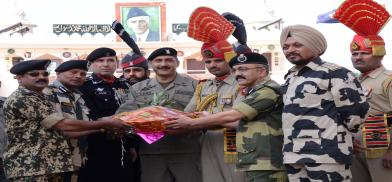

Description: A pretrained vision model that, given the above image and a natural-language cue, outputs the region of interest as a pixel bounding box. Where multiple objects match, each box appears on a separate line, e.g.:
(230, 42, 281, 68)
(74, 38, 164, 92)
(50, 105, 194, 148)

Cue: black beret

(86, 47, 116, 62)
(121, 52, 148, 70)
(127, 7, 149, 20)
(147, 47, 177, 61)
(229, 52, 269, 68)
(10, 60, 51, 75)
(55, 60, 88, 72)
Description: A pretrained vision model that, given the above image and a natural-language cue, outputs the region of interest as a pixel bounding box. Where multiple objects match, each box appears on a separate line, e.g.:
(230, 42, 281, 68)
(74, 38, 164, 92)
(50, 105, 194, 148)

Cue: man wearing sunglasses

(164, 52, 287, 182)
(2, 60, 128, 181)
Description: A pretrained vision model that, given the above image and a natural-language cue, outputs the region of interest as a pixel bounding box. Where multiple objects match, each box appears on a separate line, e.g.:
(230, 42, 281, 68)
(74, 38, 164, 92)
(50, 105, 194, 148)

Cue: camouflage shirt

(233, 76, 285, 171)
(43, 80, 91, 168)
(117, 73, 200, 154)
(0, 96, 6, 158)
(2, 86, 74, 178)
(281, 58, 369, 164)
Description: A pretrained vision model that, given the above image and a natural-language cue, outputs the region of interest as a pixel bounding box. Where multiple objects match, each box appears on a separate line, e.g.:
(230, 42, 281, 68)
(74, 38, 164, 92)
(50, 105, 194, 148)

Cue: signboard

(53, 24, 111, 36)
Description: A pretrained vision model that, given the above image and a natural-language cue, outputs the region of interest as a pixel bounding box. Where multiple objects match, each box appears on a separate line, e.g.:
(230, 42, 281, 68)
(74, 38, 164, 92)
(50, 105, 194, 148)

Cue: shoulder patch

(321, 62, 341, 71)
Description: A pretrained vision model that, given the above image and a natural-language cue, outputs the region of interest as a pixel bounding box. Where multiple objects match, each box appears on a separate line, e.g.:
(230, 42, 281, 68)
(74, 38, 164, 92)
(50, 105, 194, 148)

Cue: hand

(195, 111, 209, 118)
(353, 139, 366, 154)
(100, 118, 130, 134)
(382, 150, 392, 169)
(129, 148, 138, 162)
(163, 115, 194, 130)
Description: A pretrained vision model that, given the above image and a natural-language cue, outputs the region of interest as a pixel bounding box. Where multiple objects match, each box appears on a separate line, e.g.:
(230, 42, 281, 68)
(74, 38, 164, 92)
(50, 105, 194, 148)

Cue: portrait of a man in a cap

(125, 7, 160, 42)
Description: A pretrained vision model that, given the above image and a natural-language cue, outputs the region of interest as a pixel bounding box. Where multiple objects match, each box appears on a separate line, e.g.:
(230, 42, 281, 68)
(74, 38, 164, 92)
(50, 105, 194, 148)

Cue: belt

(363, 113, 391, 158)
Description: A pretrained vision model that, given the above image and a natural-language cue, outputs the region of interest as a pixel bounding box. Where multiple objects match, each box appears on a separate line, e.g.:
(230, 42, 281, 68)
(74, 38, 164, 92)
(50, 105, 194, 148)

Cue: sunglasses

(26, 71, 50, 77)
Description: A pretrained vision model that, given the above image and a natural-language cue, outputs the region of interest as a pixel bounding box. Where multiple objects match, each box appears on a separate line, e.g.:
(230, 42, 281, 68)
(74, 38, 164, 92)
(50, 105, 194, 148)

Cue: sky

(0, 0, 391, 95)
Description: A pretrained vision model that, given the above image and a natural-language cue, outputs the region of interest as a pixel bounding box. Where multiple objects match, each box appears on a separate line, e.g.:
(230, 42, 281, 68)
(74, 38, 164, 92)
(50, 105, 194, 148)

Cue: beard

(128, 76, 149, 85)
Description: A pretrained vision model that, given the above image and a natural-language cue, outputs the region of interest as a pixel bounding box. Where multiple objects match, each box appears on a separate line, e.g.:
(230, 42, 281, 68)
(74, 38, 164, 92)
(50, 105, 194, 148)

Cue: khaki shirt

(359, 66, 392, 114)
(117, 74, 200, 154)
(3, 86, 73, 178)
(184, 74, 240, 113)
(43, 80, 91, 168)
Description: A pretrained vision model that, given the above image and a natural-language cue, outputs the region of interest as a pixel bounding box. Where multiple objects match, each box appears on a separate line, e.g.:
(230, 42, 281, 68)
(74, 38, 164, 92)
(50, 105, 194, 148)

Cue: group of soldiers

(0, 1, 392, 182)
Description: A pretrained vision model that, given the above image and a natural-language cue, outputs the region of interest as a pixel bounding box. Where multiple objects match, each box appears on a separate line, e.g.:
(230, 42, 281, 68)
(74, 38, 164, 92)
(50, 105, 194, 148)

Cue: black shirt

(78, 73, 140, 182)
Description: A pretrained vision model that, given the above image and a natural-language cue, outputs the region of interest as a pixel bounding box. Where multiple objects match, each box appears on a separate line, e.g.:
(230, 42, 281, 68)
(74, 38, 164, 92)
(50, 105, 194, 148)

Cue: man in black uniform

(78, 47, 140, 182)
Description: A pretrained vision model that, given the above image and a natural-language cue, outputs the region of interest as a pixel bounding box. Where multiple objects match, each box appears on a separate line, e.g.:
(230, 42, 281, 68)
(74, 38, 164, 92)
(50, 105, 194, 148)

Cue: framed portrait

(115, 2, 167, 42)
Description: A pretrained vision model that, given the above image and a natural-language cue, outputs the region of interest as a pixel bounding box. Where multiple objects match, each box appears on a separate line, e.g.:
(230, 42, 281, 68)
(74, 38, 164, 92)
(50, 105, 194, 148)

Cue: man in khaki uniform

(333, 1, 392, 181)
(184, 45, 246, 182)
(117, 47, 201, 182)
(185, 7, 247, 182)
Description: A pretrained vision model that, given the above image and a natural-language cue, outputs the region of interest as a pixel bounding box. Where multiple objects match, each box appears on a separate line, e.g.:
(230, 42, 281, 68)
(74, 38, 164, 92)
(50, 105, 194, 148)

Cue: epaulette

(382, 73, 392, 95)
(198, 79, 208, 83)
(321, 62, 341, 71)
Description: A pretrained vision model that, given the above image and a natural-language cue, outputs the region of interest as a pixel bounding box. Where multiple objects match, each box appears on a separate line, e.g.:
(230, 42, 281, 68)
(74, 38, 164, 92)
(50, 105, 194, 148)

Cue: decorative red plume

(188, 7, 235, 43)
(334, 0, 390, 36)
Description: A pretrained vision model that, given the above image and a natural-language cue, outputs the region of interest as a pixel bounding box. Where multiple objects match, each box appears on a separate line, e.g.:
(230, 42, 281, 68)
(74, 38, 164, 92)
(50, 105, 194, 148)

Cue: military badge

(237, 54, 247, 62)
(165, 49, 171, 55)
(203, 49, 214, 58)
(221, 96, 232, 105)
(351, 41, 360, 51)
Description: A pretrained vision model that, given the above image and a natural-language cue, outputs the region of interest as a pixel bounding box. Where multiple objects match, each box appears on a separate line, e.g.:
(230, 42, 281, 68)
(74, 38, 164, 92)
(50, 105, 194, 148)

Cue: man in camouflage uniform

(165, 52, 287, 182)
(117, 47, 201, 182)
(42, 60, 96, 181)
(280, 25, 369, 181)
(0, 80, 8, 182)
(332, 1, 392, 180)
(2, 60, 127, 181)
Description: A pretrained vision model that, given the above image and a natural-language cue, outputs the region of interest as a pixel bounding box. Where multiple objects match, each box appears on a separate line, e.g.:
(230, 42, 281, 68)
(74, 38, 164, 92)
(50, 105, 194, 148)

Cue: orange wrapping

(114, 106, 197, 133)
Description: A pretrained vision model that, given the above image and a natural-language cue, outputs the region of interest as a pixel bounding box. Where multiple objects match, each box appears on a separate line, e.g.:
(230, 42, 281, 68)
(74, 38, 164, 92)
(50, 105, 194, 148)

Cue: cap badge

(237, 54, 247, 62)
(165, 49, 171, 54)
(351, 42, 360, 51)
(203, 49, 214, 58)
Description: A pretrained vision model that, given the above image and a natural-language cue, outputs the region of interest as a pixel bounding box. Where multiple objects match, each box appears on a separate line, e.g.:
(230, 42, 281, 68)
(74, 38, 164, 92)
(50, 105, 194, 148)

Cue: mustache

(36, 79, 48, 84)
(157, 66, 171, 70)
(235, 76, 246, 80)
(286, 53, 300, 57)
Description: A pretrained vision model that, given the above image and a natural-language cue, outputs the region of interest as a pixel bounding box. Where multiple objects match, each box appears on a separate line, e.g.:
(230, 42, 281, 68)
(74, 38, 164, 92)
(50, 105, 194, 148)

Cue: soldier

(184, 7, 246, 182)
(165, 52, 287, 182)
(120, 52, 150, 85)
(333, 0, 392, 181)
(78, 47, 139, 182)
(117, 47, 201, 182)
(42, 60, 95, 181)
(111, 20, 150, 86)
(0, 80, 8, 182)
(2, 60, 127, 181)
(280, 24, 369, 181)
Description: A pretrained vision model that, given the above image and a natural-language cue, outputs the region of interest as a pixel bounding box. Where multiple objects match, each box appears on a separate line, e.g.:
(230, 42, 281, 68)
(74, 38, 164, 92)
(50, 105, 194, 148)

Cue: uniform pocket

(293, 129, 321, 152)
